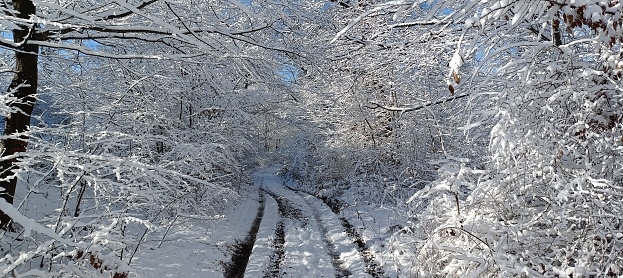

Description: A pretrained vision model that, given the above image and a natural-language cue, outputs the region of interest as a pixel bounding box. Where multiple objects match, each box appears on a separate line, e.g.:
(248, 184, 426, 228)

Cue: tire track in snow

(263, 220, 285, 278)
(298, 193, 353, 278)
(263, 187, 336, 277)
(262, 190, 307, 277)
(292, 188, 388, 278)
(339, 218, 387, 278)
(264, 190, 307, 223)
(223, 190, 265, 278)
(245, 193, 280, 277)
(261, 190, 286, 278)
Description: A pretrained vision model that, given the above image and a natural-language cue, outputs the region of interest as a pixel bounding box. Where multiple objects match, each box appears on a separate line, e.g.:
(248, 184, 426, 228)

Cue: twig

(365, 93, 469, 113)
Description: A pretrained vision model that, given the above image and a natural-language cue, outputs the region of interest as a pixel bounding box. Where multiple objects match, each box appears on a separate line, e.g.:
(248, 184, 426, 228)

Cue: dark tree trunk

(552, 18, 563, 46)
(0, 0, 39, 230)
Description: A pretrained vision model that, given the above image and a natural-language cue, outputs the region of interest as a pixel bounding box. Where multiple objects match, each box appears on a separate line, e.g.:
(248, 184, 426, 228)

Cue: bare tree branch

(365, 93, 469, 113)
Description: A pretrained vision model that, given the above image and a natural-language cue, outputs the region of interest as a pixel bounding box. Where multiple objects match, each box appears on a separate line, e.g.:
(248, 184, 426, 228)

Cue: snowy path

(295, 191, 386, 277)
(244, 193, 279, 277)
(132, 169, 387, 278)
(251, 169, 382, 277)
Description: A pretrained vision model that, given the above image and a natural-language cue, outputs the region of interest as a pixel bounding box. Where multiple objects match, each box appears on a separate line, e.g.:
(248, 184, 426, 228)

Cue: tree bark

(552, 18, 563, 47)
(0, 0, 39, 230)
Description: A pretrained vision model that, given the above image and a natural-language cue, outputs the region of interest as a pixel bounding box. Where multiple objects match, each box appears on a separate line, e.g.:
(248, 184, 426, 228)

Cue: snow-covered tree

(337, 0, 623, 276)
(0, 0, 331, 276)
(285, 1, 474, 208)
(0, 0, 314, 228)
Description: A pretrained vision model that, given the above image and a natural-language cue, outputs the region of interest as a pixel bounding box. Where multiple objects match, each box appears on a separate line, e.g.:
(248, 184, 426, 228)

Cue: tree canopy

(1, 0, 622, 277)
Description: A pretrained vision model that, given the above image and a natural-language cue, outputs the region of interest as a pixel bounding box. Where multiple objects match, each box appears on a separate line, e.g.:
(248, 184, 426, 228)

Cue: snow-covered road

(247, 169, 386, 278)
(132, 169, 387, 277)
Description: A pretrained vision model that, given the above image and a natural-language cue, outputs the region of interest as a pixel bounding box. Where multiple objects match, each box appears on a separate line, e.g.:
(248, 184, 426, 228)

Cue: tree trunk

(0, 0, 39, 230)
(552, 18, 563, 47)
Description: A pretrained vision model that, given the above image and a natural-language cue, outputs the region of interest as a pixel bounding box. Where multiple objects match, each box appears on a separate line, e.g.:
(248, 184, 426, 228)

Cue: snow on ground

(284, 177, 403, 277)
(129, 168, 396, 277)
(244, 193, 278, 277)
(340, 204, 413, 277)
(131, 189, 261, 278)
(279, 221, 335, 277)
(261, 173, 336, 277)
(254, 168, 387, 277)
(6, 160, 407, 278)
(295, 191, 371, 277)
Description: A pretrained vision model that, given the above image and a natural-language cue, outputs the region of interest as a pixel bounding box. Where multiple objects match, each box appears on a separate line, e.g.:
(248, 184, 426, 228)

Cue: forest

(0, 0, 622, 277)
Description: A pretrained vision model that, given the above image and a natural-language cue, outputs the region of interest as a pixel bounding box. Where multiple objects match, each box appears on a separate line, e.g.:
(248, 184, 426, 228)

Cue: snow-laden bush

(391, 1, 623, 276)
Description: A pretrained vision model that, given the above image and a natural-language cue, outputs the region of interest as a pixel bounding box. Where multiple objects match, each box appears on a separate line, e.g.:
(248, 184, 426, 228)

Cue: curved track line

(293, 188, 389, 278)
(223, 191, 265, 278)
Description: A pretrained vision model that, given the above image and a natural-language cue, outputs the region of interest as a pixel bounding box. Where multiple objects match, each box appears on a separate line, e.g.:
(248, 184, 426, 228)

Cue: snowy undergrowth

(0, 143, 241, 277)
